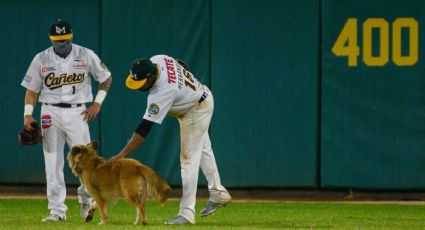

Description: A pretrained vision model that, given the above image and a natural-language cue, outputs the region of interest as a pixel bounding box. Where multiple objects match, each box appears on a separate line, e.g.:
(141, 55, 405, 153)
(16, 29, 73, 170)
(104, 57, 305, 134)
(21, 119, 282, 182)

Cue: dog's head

(67, 141, 99, 176)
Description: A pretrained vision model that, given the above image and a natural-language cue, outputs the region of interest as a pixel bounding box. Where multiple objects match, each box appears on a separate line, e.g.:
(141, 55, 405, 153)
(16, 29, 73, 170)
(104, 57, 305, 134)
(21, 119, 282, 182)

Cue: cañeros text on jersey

(44, 72, 85, 90)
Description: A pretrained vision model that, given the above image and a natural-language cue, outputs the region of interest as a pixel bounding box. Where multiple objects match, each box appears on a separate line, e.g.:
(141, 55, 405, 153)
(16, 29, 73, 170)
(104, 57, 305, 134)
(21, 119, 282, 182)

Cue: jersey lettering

(176, 64, 184, 89)
(143, 55, 206, 124)
(42, 66, 56, 72)
(165, 58, 176, 83)
(21, 44, 111, 103)
(44, 72, 85, 90)
(73, 60, 87, 69)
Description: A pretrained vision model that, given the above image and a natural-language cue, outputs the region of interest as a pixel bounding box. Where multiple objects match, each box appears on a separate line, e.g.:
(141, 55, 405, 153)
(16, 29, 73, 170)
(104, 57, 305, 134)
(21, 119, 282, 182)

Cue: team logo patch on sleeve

(100, 61, 108, 70)
(41, 115, 52, 129)
(148, 103, 160, 116)
(24, 75, 32, 82)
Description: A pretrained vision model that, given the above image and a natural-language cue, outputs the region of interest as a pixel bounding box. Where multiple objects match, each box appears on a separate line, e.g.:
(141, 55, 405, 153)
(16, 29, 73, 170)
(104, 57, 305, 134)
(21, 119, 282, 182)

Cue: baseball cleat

(80, 203, 90, 219)
(200, 199, 231, 217)
(41, 214, 66, 222)
(84, 208, 95, 222)
(164, 215, 192, 225)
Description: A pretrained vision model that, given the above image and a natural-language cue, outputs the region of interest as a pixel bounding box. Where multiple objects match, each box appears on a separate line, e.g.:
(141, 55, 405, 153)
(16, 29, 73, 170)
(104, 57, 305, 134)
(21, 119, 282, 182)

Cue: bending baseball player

(21, 19, 112, 222)
(107, 55, 231, 224)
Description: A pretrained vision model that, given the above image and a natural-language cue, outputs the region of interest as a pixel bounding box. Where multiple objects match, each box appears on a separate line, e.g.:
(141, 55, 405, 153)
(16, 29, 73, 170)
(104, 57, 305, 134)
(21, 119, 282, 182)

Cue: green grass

(0, 198, 424, 229)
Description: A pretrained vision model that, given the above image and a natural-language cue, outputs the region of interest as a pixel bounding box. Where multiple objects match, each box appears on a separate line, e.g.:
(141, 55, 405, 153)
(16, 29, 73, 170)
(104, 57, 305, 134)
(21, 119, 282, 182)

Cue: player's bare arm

(24, 89, 38, 131)
(82, 76, 112, 122)
(98, 76, 112, 92)
(107, 119, 153, 164)
(107, 132, 145, 164)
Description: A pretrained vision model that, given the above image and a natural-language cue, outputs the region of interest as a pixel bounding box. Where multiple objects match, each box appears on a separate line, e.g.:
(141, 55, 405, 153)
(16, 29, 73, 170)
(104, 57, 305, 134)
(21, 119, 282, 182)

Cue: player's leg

(166, 108, 207, 224)
(63, 106, 90, 148)
(40, 105, 67, 221)
(200, 134, 231, 203)
(63, 106, 92, 217)
(198, 95, 231, 216)
(178, 114, 204, 224)
(76, 179, 92, 218)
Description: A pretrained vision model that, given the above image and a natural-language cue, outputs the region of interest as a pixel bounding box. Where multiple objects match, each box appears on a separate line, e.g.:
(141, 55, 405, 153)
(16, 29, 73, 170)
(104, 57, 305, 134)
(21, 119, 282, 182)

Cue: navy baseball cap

(126, 59, 156, 90)
(49, 19, 73, 41)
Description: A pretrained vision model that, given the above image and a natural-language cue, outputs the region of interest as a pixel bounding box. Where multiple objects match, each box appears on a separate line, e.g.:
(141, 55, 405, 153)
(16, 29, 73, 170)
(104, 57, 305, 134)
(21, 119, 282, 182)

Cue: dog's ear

(72, 145, 83, 154)
(88, 141, 98, 150)
(70, 154, 83, 176)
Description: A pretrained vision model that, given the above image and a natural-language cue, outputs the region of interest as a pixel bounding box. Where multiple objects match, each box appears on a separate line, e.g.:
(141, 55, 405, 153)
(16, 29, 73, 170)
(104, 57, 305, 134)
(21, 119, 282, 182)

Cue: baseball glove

(176, 59, 190, 71)
(18, 122, 42, 145)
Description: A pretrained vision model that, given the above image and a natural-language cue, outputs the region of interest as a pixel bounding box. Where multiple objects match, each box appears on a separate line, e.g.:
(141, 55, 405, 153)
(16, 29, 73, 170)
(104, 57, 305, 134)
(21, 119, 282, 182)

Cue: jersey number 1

(72, 86, 76, 94)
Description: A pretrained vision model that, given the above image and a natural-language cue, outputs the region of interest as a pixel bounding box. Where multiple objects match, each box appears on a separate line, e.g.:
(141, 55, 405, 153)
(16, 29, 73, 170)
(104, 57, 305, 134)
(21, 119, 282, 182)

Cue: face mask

(51, 40, 72, 58)
(139, 76, 157, 91)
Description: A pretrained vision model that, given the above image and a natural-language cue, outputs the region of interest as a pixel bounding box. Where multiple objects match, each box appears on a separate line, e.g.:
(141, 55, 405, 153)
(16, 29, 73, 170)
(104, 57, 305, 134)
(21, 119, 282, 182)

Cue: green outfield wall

(321, 0, 425, 189)
(0, 0, 424, 189)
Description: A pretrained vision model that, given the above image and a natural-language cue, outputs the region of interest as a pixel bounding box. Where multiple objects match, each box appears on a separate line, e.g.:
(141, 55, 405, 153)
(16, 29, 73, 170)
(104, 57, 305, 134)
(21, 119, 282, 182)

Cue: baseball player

(107, 55, 231, 224)
(21, 19, 112, 222)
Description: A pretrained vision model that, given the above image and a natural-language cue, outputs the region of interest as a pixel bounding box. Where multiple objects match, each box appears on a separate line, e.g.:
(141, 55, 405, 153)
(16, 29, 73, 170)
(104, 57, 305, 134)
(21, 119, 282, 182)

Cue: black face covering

(51, 40, 72, 58)
(139, 76, 157, 91)
(138, 65, 159, 91)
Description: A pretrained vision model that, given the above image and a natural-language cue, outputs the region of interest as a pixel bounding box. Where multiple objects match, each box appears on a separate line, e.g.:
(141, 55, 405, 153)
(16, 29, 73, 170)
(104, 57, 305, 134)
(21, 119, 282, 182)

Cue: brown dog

(67, 141, 171, 225)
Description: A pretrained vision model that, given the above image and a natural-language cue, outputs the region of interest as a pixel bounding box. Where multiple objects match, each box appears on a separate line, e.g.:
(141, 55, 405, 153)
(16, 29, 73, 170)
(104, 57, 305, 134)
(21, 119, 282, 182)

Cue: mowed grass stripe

(0, 199, 424, 229)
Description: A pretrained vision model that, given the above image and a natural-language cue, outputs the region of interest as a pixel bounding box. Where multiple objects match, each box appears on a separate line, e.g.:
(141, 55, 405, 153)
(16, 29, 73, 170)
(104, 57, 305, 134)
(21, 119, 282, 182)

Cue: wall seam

(317, 0, 323, 189)
(209, 0, 213, 89)
(98, 0, 103, 155)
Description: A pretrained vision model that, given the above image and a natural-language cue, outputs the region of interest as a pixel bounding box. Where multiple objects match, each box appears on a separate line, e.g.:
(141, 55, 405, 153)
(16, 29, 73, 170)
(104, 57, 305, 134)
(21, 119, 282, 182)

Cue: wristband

(94, 90, 107, 105)
(24, 104, 34, 116)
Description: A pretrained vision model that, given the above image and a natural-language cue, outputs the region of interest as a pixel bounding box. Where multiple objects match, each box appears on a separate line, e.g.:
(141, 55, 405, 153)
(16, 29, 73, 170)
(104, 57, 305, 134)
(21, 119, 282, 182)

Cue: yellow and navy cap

(49, 19, 73, 41)
(126, 59, 156, 90)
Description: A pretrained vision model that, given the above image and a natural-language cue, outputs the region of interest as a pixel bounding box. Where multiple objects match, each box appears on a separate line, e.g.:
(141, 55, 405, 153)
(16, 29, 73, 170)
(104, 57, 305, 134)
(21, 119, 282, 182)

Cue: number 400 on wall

(332, 18, 418, 67)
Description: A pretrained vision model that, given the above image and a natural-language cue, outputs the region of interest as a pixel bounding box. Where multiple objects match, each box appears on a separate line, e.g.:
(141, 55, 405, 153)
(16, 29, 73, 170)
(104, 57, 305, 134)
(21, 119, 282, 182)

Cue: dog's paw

(133, 220, 148, 225)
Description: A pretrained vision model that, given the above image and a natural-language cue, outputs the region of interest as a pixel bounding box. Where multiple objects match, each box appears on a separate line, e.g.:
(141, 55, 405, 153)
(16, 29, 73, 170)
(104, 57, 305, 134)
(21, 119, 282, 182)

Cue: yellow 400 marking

(332, 18, 418, 67)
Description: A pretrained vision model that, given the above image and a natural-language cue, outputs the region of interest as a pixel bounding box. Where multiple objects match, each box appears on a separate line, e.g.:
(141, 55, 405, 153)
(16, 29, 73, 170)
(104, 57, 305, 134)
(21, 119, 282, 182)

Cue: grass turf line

(0, 198, 424, 229)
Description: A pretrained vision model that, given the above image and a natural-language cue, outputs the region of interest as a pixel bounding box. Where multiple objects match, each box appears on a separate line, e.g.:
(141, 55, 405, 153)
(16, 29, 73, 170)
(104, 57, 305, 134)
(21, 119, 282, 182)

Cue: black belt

(44, 103, 82, 108)
(198, 92, 208, 103)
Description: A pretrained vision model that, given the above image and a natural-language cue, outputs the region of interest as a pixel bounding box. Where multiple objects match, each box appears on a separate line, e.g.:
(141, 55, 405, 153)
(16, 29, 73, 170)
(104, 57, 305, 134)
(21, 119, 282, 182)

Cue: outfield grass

(0, 198, 424, 229)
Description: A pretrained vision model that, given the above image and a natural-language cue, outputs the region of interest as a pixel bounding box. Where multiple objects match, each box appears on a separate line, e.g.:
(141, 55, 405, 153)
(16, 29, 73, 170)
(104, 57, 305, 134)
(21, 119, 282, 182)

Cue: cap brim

(50, 33, 73, 41)
(126, 75, 147, 90)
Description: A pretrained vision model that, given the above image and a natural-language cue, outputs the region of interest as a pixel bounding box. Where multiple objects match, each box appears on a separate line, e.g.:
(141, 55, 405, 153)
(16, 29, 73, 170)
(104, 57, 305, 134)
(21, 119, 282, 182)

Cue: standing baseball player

(21, 19, 112, 222)
(107, 55, 231, 224)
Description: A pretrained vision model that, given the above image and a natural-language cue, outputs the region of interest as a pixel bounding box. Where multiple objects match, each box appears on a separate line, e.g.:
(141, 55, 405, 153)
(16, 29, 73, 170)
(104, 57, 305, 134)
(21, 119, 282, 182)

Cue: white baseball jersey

(139, 54, 231, 222)
(21, 44, 111, 103)
(143, 54, 206, 124)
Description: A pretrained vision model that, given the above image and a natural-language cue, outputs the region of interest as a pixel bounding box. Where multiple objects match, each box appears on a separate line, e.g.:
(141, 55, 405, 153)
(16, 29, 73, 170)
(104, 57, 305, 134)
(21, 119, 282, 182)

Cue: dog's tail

(142, 167, 171, 204)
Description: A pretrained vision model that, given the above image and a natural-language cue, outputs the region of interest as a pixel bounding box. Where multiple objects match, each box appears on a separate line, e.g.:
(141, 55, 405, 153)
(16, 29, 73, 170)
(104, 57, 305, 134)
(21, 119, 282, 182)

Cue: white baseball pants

(176, 89, 231, 223)
(41, 104, 92, 218)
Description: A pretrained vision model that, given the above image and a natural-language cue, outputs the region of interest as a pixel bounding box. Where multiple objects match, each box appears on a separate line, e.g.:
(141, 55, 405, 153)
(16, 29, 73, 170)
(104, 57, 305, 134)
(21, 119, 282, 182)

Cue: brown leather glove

(18, 122, 42, 145)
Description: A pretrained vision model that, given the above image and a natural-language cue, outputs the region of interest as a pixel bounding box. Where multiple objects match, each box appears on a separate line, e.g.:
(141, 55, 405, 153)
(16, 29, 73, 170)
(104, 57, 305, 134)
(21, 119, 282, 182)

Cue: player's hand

(81, 103, 101, 122)
(106, 154, 124, 165)
(24, 115, 37, 131)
